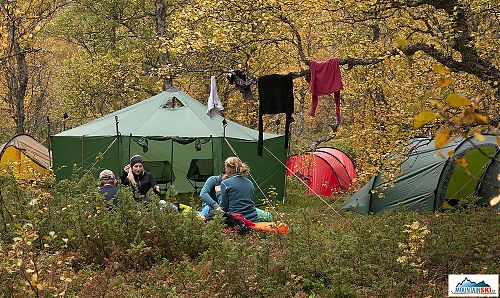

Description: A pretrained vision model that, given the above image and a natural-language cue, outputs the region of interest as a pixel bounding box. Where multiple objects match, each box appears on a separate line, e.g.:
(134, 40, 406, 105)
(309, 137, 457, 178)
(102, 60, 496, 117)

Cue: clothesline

(210, 58, 344, 157)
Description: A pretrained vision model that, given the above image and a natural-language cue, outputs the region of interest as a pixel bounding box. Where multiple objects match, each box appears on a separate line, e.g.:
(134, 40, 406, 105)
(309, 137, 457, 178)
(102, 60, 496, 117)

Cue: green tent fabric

(342, 135, 499, 214)
(477, 150, 500, 206)
(51, 88, 286, 202)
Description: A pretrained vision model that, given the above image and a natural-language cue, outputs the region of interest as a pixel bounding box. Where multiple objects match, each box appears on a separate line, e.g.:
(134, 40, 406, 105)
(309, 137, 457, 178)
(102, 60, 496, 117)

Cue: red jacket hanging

(307, 58, 343, 121)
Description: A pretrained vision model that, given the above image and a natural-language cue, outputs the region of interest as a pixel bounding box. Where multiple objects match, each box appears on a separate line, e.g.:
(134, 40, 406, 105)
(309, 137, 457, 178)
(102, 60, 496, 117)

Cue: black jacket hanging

(228, 70, 253, 101)
(257, 74, 294, 156)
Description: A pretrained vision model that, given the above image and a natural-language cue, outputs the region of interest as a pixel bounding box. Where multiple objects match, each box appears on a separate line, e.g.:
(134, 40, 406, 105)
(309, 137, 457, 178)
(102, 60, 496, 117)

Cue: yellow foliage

(472, 113, 489, 124)
(446, 93, 471, 107)
(31, 273, 38, 284)
(435, 128, 451, 148)
(461, 108, 489, 124)
(18, 0, 496, 184)
(455, 157, 468, 168)
(473, 132, 485, 142)
(435, 77, 452, 88)
(490, 194, 500, 207)
(432, 64, 449, 75)
(429, 99, 444, 109)
(414, 111, 440, 128)
(395, 37, 408, 47)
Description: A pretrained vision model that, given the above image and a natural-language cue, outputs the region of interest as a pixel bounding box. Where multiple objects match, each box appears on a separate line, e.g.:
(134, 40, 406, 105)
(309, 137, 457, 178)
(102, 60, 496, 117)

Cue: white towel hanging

(207, 76, 224, 119)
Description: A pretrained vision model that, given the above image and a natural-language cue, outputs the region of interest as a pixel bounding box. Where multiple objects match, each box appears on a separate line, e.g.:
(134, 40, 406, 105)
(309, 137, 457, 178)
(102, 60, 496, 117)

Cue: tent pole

(115, 116, 120, 169)
(283, 122, 291, 204)
(128, 133, 132, 163)
(210, 136, 215, 173)
(222, 118, 227, 162)
(46, 116, 52, 168)
(81, 135, 84, 178)
(170, 139, 174, 173)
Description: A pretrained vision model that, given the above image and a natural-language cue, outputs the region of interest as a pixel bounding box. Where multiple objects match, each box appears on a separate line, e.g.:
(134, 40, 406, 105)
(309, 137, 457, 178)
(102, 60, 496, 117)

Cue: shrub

(1, 170, 499, 297)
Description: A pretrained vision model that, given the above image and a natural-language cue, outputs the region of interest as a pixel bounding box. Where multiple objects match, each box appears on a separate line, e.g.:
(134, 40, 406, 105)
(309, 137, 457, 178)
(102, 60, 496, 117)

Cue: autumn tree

(45, 0, 199, 128)
(37, 0, 499, 180)
(0, 0, 66, 137)
(161, 0, 499, 179)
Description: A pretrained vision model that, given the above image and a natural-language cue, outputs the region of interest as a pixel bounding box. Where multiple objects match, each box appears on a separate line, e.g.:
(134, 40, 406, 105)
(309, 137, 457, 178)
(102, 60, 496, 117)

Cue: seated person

(199, 171, 227, 218)
(120, 155, 160, 201)
(216, 157, 260, 223)
(98, 169, 118, 205)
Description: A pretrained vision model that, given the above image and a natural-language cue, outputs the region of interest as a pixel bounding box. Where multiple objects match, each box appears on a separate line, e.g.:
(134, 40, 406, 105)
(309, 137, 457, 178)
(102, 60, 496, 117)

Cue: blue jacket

(99, 185, 119, 205)
(199, 175, 223, 209)
(217, 173, 260, 222)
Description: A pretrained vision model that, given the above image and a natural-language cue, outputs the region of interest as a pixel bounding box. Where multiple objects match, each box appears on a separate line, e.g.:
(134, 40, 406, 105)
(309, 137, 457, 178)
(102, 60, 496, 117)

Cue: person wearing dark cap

(120, 155, 160, 201)
(99, 169, 119, 205)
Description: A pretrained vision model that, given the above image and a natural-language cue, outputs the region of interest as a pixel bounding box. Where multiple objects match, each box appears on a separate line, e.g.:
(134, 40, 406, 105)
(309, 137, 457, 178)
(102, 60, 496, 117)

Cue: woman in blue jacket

(217, 157, 260, 223)
(199, 171, 227, 217)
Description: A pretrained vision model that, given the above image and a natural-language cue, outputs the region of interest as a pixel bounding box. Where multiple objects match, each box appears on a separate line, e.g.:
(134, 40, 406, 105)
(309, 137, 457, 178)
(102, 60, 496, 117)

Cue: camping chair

(186, 159, 214, 192)
(143, 160, 176, 191)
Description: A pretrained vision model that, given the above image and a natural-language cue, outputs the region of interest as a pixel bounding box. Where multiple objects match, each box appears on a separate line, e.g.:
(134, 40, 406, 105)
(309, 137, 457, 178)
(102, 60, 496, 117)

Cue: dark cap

(130, 155, 143, 167)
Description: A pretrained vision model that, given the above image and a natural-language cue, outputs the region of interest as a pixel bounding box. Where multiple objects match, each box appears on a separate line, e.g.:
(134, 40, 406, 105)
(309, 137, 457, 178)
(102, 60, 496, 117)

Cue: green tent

(342, 135, 499, 214)
(51, 88, 286, 202)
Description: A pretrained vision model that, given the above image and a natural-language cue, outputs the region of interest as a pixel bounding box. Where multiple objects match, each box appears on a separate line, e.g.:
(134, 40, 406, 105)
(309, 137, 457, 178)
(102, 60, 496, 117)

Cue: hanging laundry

(228, 70, 254, 101)
(257, 74, 294, 156)
(207, 76, 224, 119)
(307, 58, 343, 121)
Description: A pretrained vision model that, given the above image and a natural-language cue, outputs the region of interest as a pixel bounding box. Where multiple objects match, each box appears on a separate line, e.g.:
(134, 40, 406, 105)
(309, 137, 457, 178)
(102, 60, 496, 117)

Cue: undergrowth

(0, 172, 498, 297)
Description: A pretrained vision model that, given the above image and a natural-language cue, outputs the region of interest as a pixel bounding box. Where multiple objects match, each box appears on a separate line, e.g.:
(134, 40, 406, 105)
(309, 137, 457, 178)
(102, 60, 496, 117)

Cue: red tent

(286, 147, 357, 196)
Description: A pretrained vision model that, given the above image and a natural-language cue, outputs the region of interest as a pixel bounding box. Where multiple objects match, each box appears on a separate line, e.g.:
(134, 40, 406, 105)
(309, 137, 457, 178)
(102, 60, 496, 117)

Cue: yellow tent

(0, 134, 51, 180)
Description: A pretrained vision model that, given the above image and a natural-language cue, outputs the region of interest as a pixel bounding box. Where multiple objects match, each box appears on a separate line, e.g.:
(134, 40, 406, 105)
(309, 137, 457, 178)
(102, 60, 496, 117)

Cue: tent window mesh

(162, 96, 184, 109)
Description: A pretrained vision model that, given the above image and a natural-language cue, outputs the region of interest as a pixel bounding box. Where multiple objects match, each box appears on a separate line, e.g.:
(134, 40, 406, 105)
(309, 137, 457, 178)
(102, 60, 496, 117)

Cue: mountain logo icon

(452, 278, 497, 295)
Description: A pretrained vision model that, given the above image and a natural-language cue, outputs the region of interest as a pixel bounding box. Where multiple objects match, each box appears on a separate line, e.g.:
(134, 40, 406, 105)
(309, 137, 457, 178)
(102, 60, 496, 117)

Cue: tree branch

(282, 42, 498, 93)
(0, 48, 42, 63)
(278, 14, 310, 66)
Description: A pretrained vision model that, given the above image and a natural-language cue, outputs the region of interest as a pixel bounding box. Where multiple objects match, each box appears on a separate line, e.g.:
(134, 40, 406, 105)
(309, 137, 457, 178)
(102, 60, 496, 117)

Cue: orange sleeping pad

(250, 222, 289, 234)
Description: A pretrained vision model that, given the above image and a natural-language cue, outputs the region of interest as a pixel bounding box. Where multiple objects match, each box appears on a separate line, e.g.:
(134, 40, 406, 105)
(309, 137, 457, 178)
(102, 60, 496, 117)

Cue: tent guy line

(224, 135, 343, 217)
(84, 137, 118, 177)
(223, 137, 270, 202)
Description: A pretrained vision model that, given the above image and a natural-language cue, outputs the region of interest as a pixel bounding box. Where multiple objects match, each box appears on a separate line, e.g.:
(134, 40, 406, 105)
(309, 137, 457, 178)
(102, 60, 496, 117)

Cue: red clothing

(232, 213, 256, 227)
(307, 58, 343, 119)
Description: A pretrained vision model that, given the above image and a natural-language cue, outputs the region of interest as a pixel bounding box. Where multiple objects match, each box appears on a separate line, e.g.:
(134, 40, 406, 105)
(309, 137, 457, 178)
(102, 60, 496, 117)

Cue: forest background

(1, 0, 498, 178)
(0, 0, 500, 296)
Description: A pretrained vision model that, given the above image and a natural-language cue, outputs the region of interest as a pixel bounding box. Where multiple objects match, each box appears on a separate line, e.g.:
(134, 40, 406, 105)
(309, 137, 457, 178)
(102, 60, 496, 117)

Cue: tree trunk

(295, 89, 307, 136)
(7, 23, 28, 135)
(155, 0, 172, 90)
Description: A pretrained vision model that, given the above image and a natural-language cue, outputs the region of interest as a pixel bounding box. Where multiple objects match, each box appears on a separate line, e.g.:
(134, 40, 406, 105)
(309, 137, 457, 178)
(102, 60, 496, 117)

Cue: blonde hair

(127, 171, 137, 187)
(224, 157, 250, 177)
